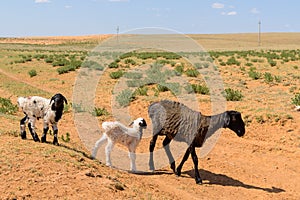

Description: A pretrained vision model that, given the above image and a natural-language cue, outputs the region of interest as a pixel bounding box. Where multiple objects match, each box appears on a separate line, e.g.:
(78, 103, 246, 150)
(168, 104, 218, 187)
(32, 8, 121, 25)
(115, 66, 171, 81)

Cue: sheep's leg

(105, 139, 114, 167)
(41, 123, 49, 143)
(191, 146, 202, 184)
(162, 137, 176, 173)
(91, 134, 107, 159)
(176, 145, 192, 177)
(128, 144, 137, 172)
(128, 151, 136, 172)
(149, 134, 158, 171)
(52, 124, 59, 145)
(20, 116, 28, 139)
(28, 119, 40, 142)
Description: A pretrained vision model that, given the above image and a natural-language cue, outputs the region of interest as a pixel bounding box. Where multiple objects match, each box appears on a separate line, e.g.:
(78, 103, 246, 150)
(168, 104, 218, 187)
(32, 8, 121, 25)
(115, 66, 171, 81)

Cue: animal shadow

(183, 169, 285, 193)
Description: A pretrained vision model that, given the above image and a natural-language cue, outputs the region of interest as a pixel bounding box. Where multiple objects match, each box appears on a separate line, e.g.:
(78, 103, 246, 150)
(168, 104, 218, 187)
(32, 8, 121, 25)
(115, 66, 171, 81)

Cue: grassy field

(0, 33, 299, 199)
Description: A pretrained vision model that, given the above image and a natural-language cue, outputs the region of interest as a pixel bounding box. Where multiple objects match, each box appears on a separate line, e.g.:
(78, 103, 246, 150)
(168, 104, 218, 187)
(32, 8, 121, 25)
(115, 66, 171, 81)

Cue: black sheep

(148, 100, 245, 184)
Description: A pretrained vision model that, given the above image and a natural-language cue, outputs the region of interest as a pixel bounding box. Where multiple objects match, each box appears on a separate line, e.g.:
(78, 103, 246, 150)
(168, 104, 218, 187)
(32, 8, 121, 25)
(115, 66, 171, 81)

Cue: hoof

(41, 136, 46, 143)
(170, 162, 176, 173)
(175, 171, 181, 177)
(21, 131, 27, 139)
(196, 179, 203, 185)
(149, 164, 155, 171)
(53, 138, 59, 145)
(53, 142, 59, 146)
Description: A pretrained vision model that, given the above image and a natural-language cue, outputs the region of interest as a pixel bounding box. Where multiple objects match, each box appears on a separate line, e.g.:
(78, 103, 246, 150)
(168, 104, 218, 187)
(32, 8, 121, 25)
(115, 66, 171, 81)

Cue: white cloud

(212, 3, 224, 9)
(227, 11, 237, 16)
(222, 11, 237, 16)
(65, 5, 72, 9)
(250, 8, 260, 14)
(35, 0, 51, 3)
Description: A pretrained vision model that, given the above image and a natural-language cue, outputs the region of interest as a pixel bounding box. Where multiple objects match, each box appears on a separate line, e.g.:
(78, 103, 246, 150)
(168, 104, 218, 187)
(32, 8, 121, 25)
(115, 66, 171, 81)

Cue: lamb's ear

(129, 121, 134, 126)
(139, 119, 147, 127)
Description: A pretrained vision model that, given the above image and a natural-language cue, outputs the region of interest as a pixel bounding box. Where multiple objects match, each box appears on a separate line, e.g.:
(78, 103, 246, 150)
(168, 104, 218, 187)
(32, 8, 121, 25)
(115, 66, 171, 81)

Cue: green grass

(185, 68, 199, 77)
(291, 93, 300, 106)
(225, 88, 243, 101)
(109, 70, 124, 79)
(116, 89, 135, 107)
(28, 69, 37, 77)
(93, 107, 109, 116)
(0, 97, 18, 115)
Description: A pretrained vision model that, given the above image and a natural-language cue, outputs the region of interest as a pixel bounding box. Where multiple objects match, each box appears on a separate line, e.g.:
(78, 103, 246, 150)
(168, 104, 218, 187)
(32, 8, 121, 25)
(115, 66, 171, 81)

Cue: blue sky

(0, 0, 299, 37)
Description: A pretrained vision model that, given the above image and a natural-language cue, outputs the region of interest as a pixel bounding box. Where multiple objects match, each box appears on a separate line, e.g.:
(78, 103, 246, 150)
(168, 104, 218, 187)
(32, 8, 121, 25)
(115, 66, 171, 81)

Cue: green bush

(45, 57, 54, 63)
(124, 58, 136, 65)
(185, 68, 199, 77)
(226, 57, 241, 66)
(52, 58, 69, 67)
(61, 132, 70, 142)
(245, 62, 253, 67)
(108, 61, 119, 68)
(70, 59, 82, 69)
(291, 93, 300, 106)
(109, 70, 124, 79)
(57, 66, 76, 74)
(248, 69, 261, 80)
(274, 75, 282, 83)
(264, 72, 274, 83)
(134, 86, 148, 96)
(93, 107, 109, 116)
(225, 88, 243, 101)
(0, 97, 18, 114)
(116, 89, 135, 107)
(157, 84, 169, 92)
(28, 69, 37, 77)
(175, 64, 184, 75)
(268, 59, 277, 67)
(191, 84, 209, 95)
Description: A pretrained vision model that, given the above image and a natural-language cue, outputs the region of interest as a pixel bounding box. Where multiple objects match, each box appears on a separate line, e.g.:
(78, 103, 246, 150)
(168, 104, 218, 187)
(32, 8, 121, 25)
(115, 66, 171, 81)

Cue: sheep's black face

(50, 93, 67, 111)
(226, 111, 245, 137)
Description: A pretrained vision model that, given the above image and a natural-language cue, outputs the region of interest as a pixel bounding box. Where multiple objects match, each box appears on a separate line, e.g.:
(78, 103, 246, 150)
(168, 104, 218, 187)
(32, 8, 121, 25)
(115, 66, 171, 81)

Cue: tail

(102, 121, 119, 131)
(91, 133, 108, 159)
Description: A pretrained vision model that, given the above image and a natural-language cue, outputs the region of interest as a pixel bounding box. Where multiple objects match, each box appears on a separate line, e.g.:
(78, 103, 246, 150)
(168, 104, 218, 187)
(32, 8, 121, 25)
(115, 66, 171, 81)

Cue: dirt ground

(0, 34, 299, 200)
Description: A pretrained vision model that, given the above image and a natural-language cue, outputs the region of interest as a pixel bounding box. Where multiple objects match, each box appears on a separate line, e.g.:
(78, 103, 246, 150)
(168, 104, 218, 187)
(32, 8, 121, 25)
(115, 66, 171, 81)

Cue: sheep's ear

(129, 121, 134, 126)
(224, 113, 231, 127)
(63, 96, 68, 104)
(50, 96, 55, 104)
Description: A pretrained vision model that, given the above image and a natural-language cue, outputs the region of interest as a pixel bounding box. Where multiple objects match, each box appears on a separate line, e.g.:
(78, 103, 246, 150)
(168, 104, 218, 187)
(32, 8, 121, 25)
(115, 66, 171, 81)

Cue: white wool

(92, 117, 147, 172)
(17, 96, 59, 126)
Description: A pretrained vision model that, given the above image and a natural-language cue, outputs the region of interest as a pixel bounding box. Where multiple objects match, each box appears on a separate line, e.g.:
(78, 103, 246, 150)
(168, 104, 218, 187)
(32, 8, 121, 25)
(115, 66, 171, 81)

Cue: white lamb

(92, 117, 147, 172)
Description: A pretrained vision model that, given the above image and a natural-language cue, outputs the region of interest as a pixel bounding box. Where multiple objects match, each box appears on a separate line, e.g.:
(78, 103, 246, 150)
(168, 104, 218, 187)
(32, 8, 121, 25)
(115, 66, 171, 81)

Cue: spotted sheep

(17, 93, 67, 145)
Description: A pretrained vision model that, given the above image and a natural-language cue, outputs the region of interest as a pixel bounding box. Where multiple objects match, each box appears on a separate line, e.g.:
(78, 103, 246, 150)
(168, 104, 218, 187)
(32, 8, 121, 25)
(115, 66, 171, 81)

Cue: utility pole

(116, 26, 119, 44)
(258, 20, 261, 46)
